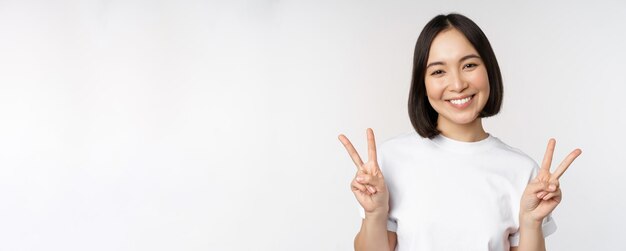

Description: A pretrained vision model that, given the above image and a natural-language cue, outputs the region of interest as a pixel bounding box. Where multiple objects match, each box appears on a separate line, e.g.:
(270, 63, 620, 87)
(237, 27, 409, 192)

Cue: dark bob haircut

(408, 13, 503, 138)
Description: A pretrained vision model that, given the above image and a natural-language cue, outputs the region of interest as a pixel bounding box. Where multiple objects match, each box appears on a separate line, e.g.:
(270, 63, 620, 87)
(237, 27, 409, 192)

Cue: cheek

(469, 68, 490, 108)
(424, 79, 444, 99)
(470, 68, 490, 91)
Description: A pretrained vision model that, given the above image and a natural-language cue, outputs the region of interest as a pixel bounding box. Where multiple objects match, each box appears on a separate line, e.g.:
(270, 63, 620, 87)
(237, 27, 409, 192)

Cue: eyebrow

(426, 54, 481, 69)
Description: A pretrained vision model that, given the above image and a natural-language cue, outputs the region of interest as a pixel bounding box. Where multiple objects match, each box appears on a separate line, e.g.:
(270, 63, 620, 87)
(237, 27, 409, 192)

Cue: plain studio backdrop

(0, 0, 625, 250)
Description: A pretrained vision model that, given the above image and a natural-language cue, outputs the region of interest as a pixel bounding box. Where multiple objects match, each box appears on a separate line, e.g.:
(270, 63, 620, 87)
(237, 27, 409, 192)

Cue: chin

(447, 114, 479, 125)
(453, 118, 477, 125)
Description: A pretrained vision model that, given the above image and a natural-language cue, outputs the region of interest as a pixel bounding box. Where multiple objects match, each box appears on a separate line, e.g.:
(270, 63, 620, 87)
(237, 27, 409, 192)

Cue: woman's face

(424, 28, 490, 127)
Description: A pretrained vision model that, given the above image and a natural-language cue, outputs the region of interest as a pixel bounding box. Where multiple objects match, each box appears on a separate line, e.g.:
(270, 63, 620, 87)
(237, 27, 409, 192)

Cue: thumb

(525, 178, 550, 195)
(356, 172, 385, 189)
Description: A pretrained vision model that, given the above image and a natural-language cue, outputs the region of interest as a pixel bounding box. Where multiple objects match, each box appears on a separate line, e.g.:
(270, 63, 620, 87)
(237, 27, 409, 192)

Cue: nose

(449, 71, 468, 93)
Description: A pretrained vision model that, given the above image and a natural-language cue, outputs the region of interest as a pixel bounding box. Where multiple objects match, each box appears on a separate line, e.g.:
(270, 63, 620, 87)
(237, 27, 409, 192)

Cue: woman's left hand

(520, 138, 582, 223)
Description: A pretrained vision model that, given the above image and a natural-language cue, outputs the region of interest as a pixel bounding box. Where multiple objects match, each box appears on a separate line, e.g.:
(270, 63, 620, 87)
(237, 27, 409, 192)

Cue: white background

(0, 0, 624, 250)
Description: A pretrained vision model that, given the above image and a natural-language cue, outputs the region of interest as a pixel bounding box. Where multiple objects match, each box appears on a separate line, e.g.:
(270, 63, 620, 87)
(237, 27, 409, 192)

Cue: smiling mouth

(448, 95, 474, 105)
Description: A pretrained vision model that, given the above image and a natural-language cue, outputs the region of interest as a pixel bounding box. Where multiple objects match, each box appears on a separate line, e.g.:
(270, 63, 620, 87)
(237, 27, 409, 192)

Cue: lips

(446, 94, 474, 108)
(449, 95, 472, 105)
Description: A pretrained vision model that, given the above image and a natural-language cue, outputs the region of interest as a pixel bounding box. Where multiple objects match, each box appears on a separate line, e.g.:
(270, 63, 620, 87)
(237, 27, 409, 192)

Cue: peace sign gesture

(338, 128, 389, 217)
(520, 138, 582, 223)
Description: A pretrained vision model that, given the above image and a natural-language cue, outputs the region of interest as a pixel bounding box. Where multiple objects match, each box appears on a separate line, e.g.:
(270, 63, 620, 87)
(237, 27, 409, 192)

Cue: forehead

(427, 28, 479, 63)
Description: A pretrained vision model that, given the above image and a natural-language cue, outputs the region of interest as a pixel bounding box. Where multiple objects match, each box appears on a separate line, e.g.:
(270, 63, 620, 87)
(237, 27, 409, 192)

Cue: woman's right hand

(338, 128, 389, 217)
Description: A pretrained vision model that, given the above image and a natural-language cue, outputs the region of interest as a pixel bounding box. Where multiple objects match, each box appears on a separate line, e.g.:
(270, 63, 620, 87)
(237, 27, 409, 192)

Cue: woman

(338, 13, 581, 251)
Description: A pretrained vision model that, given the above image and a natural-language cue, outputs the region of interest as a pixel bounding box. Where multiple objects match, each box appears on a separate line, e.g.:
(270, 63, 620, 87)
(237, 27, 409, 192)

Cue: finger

(367, 185, 377, 194)
(351, 179, 367, 193)
(543, 189, 562, 201)
(552, 148, 582, 180)
(540, 138, 556, 173)
(537, 191, 548, 199)
(547, 180, 559, 192)
(338, 134, 365, 169)
(355, 173, 381, 187)
(367, 128, 378, 164)
(526, 180, 550, 195)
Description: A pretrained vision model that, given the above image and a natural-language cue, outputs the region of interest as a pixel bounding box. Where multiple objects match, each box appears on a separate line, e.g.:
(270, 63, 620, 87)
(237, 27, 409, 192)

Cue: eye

(463, 63, 478, 69)
(431, 70, 444, 76)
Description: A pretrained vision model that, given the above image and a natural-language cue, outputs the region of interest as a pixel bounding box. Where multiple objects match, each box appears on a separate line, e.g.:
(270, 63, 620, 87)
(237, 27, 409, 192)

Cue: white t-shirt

(358, 131, 556, 251)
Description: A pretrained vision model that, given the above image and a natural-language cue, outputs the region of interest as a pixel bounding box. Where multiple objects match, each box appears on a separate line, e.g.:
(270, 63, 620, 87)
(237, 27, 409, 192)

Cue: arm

(515, 139, 581, 251)
(339, 128, 397, 251)
(339, 129, 395, 251)
(354, 217, 396, 251)
(514, 217, 545, 251)
(388, 230, 397, 250)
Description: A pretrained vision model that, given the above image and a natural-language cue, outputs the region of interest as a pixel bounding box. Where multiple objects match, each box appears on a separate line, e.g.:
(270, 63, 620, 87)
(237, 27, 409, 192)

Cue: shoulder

(490, 136, 539, 173)
(376, 131, 434, 173)
(379, 131, 429, 153)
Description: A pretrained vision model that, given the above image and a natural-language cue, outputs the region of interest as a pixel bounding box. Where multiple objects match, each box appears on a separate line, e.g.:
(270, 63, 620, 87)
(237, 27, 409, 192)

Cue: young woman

(338, 13, 581, 251)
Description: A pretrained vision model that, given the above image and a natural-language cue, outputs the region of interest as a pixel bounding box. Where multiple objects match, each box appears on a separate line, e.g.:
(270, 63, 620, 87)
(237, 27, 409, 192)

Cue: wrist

(364, 210, 389, 222)
(519, 214, 543, 229)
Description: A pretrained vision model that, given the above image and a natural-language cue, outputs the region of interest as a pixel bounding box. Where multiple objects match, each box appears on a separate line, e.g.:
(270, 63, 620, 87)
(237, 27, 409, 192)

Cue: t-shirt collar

(429, 133, 498, 154)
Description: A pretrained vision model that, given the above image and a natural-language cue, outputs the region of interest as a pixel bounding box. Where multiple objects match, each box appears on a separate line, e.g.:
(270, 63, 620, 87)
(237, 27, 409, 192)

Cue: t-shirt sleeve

(508, 214, 557, 246)
(356, 145, 398, 232)
(358, 206, 398, 232)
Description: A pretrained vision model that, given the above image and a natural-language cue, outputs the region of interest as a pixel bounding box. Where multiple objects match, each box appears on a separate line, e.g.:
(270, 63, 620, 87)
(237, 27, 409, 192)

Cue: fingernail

(356, 176, 363, 182)
(536, 192, 544, 199)
(549, 185, 556, 191)
(367, 186, 376, 193)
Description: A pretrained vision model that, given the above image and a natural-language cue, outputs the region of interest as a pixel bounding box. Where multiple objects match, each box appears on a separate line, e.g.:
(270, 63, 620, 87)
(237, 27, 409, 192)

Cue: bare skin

(338, 129, 394, 251)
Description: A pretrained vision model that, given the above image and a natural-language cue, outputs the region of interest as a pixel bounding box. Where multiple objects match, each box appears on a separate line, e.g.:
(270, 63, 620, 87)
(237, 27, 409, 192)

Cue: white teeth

(450, 96, 472, 105)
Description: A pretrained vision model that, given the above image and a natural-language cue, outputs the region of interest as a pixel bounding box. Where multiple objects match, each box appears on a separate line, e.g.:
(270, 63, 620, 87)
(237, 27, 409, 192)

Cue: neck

(436, 117, 488, 142)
